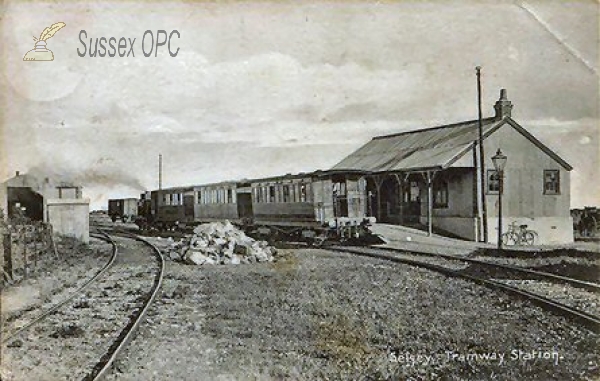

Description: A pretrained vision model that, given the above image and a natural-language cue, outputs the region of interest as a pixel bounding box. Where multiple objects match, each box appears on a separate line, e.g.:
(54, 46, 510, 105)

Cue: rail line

(1, 232, 117, 343)
(1, 232, 164, 381)
(85, 232, 164, 381)
(328, 245, 600, 333)
(375, 245, 600, 292)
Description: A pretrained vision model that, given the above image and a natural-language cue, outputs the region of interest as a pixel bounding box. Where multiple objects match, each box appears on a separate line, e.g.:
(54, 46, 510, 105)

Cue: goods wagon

(108, 198, 138, 222)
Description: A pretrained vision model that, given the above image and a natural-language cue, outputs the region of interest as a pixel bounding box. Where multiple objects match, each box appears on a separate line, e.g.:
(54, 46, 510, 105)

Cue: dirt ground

(110, 248, 599, 381)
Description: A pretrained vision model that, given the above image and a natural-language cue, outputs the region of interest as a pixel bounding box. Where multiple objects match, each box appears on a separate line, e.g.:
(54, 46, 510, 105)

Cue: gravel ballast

(111, 248, 599, 380)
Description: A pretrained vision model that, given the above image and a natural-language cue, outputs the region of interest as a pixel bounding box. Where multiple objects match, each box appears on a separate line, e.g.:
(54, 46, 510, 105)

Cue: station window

(358, 178, 367, 192)
(283, 185, 290, 202)
(197, 191, 201, 204)
(290, 184, 296, 202)
(262, 186, 267, 203)
(433, 180, 449, 208)
(543, 170, 560, 195)
(228, 189, 233, 203)
(333, 181, 347, 196)
(487, 170, 500, 194)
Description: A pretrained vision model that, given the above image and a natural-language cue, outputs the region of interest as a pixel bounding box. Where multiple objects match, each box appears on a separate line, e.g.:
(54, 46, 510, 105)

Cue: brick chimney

(494, 89, 513, 120)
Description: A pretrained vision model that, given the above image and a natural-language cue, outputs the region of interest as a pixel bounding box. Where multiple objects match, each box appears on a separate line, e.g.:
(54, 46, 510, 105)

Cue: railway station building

(1, 172, 90, 243)
(332, 90, 574, 245)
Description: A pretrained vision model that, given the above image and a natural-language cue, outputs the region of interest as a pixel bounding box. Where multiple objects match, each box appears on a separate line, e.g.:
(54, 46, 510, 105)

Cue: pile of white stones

(173, 221, 276, 265)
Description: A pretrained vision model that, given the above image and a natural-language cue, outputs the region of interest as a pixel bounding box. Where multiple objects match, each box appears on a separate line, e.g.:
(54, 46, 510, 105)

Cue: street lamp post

(492, 149, 507, 250)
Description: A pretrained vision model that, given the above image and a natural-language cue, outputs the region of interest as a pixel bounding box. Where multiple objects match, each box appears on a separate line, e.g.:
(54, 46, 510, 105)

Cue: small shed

(1, 172, 90, 243)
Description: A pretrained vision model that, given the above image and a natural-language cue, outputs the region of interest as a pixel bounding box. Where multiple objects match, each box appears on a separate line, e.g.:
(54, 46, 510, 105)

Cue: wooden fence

(1, 221, 57, 283)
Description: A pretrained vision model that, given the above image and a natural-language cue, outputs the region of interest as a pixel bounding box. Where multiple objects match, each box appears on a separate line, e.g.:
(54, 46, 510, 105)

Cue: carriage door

(237, 192, 253, 218)
(184, 194, 195, 217)
(333, 180, 349, 217)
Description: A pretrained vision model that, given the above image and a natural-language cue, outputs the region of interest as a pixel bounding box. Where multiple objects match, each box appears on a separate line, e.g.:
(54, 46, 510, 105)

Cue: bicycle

(501, 222, 538, 246)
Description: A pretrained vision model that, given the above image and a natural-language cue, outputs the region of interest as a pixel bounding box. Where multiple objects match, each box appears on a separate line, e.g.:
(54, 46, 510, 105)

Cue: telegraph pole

(476, 66, 488, 242)
(159, 154, 163, 190)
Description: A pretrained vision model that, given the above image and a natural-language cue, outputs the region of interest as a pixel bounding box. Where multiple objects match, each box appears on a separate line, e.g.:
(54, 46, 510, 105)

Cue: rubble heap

(167, 221, 276, 265)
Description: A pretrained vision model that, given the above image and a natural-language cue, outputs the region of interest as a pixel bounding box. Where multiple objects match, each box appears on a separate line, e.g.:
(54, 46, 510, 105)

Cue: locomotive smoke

(24, 164, 146, 192)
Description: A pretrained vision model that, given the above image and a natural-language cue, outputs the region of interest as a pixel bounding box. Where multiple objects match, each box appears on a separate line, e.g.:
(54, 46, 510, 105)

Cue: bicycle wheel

(501, 232, 516, 246)
(523, 231, 536, 245)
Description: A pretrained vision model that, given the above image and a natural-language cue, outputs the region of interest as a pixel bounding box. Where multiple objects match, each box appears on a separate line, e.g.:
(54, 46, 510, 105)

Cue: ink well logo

(23, 22, 66, 61)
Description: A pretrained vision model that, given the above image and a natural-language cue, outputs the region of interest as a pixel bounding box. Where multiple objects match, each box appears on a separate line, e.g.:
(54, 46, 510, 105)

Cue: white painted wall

(483, 122, 573, 244)
(45, 199, 90, 243)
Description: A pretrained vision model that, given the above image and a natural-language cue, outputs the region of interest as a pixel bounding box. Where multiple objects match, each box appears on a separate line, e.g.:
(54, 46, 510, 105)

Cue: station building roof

(332, 117, 572, 174)
(332, 118, 501, 173)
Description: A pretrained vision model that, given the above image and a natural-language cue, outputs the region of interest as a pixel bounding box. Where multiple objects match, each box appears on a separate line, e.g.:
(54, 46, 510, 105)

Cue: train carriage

(147, 181, 244, 229)
(247, 169, 374, 240)
(132, 169, 376, 241)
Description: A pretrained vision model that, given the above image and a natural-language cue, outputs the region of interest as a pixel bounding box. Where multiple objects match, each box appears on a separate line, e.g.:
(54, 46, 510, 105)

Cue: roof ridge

(372, 116, 497, 140)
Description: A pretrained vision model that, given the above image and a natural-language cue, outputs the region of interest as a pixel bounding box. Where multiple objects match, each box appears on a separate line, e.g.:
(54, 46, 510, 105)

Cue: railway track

(1, 233, 117, 344)
(1, 232, 164, 381)
(328, 245, 600, 333)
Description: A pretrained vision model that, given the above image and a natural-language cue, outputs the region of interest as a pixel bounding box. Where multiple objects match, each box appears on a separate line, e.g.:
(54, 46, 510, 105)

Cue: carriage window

(300, 183, 307, 202)
(196, 191, 201, 204)
(487, 170, 500, 194)
(227, 189, 233, 203)
(283, 185, 290, 202)
(290, 184, 296, 202)
(269, 186, 276, 203)
(544, 170, 560, 195)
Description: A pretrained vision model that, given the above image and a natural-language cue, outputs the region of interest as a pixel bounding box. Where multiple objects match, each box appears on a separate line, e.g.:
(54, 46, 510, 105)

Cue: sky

(1, 0, 598, 209)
